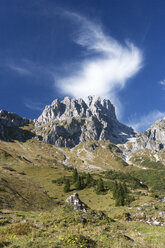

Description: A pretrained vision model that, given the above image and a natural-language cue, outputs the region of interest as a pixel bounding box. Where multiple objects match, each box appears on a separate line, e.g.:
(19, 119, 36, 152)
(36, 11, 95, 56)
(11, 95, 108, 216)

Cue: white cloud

(56, 12, 143, 118)
(127, 110, 165, 131)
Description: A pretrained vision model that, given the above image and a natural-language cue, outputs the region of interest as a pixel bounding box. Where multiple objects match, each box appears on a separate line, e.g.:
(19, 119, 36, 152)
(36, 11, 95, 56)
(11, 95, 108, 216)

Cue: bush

(61, 234, 97, 248)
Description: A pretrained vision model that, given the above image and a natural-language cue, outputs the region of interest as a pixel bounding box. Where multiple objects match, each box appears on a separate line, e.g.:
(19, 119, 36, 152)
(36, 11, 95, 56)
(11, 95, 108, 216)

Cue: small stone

(137, 207, 142, 211)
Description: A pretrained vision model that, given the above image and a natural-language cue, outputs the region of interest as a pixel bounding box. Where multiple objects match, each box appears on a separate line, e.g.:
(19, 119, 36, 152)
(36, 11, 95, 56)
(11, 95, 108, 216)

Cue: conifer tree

(113, 181, 118, 199)
(115, 188, 124, 206)
(96, 178, 105, 194)
(123, 182, 128, 194)
(114, 182, 126, 206)
(86, 173, 93, 187)
(80, 177, 85, 189)
(64, 179, 70, 193)
(72, 168, 78, 183)
(75, 176, 81, 190)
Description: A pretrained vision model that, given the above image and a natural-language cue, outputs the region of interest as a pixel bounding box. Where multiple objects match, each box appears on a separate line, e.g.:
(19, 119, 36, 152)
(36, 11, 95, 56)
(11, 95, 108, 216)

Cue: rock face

(35, 96, 135, 147)
(136, 118, 165, 151)
(0, 110, 30, 141)
(66, 193, 88, 212)
(123, 118, 165, 156)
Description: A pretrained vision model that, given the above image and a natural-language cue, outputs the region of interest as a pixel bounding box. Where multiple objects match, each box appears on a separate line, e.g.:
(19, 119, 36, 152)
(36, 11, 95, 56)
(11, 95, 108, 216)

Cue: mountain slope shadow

(0, 125, 35, 142)
(0, 110, 36, 142)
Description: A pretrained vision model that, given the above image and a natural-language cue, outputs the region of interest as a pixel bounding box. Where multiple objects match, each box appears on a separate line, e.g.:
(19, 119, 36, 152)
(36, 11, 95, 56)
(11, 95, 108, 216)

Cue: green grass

(0, 126, 165, 247)
(0, 206, 164, 248)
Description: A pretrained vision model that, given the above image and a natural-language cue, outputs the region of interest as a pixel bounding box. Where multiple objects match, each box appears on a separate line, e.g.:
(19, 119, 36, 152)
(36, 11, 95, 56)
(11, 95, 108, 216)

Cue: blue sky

(1, 0, 165, 131)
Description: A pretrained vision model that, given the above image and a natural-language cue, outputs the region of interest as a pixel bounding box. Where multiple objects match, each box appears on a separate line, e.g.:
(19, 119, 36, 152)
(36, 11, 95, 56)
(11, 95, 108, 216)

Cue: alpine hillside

(0, 96, 165, 248)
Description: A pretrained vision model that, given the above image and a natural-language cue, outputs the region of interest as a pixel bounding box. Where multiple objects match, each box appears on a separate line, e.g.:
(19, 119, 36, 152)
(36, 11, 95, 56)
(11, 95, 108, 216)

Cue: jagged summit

(35, 96, 135, 147)
(35, 96, 117, 125)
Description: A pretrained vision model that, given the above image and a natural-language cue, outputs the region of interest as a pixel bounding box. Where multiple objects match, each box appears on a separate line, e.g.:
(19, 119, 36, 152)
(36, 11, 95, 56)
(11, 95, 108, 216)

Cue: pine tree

(64, 179, 70, 193)
(75, 176, 82, 190)
(80, 177, 85, 189)
(113, 181, 118, 199)
(72, 168, 78, 183)
(96, 178, 105, 194)
(123, 182, 128, 194)
(86, 173, 93, 187)
(115, 183, 125, 206)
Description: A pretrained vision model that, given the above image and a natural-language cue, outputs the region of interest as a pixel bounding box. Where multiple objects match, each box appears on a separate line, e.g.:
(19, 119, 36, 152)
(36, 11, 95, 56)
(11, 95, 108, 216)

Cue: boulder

(66, 193, 88, 212)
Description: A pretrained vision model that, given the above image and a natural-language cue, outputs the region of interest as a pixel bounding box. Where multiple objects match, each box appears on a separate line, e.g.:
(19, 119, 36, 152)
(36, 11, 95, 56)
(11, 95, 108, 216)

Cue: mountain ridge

(1, 96, 165, 156)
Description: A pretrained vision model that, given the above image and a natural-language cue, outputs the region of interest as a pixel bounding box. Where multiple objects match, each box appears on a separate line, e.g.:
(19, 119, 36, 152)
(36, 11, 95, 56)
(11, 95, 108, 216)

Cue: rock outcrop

(120, 117, 165, 166)
(66, 193, 88, 212)
(135, 118, 165, 151)
(35, 96, 135, 147)
(122, 117, 165, 158)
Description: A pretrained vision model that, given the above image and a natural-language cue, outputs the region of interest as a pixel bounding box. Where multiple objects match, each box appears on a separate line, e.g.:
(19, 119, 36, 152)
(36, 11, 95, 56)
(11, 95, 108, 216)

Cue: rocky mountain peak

(35, 96, 135, 148)
(36, 95, 117, 125)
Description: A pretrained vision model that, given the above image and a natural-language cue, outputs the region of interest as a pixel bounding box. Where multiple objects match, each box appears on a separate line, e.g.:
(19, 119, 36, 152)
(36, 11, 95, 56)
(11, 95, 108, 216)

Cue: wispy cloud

(56, 12, 143, 118)
(127, 110, 165, 131)
(7, 63, 32, 76)
(6, 59, 54, 85)
(24, 99, 45, 111)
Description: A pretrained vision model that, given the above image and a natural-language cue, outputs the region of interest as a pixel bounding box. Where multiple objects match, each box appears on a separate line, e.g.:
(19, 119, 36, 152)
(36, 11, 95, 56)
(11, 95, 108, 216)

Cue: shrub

(61, 234, 97, 248)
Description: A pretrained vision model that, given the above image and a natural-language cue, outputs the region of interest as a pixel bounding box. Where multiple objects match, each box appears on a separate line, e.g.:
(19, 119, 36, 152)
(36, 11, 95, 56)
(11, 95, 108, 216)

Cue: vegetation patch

(103, 170, 145, 189)
(141, 158, 164, 169)
(131, 169, 165, 195)
(5, 222, 34, 236)
(61, 234, 97, 248)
